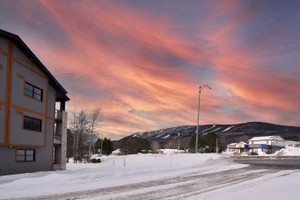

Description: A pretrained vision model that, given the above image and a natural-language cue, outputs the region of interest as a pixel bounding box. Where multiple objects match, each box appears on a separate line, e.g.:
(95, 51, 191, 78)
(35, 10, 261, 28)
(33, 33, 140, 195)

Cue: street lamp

(195, 85, 211, 153)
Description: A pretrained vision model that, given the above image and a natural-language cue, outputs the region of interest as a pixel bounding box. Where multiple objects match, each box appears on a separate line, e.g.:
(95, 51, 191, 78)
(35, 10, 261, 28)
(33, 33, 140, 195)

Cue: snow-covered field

(1, 154, 300, 200)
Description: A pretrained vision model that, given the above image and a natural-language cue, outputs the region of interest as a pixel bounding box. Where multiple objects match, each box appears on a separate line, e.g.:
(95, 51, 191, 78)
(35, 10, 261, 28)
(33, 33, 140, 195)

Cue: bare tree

(69, 100, 80, 162)
(69, 104, 103, 162)
(76, 110, 90, 160)
(70, 109, 90, 162)
(68, 99, 103, 163)
(88, 108, 103, 158)
(151, 141, 160, 152)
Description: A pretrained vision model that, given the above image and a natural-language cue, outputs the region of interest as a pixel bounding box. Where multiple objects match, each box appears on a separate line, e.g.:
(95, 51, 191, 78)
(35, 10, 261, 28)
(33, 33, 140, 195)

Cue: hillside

(114, 122, 300, 150)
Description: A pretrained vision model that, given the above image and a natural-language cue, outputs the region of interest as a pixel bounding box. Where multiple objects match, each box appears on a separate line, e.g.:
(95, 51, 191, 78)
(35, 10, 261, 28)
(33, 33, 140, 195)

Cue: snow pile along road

(276, 147, 300, 156)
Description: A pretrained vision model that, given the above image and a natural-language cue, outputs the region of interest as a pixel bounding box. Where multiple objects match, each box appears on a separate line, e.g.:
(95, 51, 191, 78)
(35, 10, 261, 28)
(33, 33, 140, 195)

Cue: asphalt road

(232, 156, 300, 166)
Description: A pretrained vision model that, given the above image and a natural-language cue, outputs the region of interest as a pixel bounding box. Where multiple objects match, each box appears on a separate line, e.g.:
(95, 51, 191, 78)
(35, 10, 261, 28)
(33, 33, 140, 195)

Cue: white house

(225, 135, 300, 156)
(225, 142, 248, 155)
(111, 148, 121, 155)
(248, 136, 285, 154)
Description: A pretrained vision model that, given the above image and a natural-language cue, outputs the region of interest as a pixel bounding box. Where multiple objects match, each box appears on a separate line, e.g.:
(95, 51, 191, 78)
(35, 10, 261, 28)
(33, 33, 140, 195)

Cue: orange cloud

(35, 1, 206, 138)
(3, 0, 299, 139)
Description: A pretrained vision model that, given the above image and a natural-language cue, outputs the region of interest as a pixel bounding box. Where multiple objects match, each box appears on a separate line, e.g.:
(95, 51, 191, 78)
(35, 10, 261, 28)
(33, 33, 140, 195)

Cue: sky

(1, 0, 300, 140)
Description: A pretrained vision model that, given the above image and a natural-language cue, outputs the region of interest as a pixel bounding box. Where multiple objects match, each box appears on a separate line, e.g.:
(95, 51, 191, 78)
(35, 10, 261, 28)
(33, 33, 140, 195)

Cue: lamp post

(195, 85, 211, 153)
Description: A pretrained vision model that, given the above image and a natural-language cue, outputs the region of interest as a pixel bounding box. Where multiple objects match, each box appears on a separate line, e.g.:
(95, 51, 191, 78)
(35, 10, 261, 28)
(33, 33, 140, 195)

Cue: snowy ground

(1, 154, 300, 200)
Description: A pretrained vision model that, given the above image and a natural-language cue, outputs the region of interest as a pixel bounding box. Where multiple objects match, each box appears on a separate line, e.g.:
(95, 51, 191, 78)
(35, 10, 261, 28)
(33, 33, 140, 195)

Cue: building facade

(226, 142, 249, 154)
(248, 136, 285, 154)
(225, 135, 286, 155)
(0, 29, 69, 175)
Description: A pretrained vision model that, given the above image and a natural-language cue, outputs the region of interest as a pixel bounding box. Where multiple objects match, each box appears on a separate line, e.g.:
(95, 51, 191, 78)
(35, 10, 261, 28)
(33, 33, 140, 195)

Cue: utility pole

(195, 85, 211, 153)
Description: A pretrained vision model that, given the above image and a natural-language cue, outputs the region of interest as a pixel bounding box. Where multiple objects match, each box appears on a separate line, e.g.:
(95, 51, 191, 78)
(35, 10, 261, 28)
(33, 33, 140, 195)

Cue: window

(25, 82, 43, 101)
(24, 116, 42, 132)
(16, 149, 35, 162)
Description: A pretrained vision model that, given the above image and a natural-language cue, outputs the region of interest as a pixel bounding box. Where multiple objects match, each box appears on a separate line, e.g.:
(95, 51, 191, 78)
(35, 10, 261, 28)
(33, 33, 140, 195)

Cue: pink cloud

(3, 0, 299, 139)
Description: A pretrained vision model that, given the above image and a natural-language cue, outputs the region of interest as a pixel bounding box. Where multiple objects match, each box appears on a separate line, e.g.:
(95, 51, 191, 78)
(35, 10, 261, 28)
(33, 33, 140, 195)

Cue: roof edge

(0, 29, 69, 101)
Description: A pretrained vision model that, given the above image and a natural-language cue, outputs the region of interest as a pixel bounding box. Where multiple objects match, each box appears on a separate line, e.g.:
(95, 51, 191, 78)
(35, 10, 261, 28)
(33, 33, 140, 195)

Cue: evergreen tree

(94, 138, 102, 154)
(203, 132, 219, 152)
(102, 138, 114, 155)
(189, 134, 203, 153)
(94, 137, 113, 155)
(189, 132, 219, 153)
(120, 137, 151, 154)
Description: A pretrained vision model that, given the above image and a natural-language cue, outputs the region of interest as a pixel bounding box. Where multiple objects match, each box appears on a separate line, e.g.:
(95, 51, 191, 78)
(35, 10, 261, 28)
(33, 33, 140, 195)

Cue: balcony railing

(54, 134, 61, 145)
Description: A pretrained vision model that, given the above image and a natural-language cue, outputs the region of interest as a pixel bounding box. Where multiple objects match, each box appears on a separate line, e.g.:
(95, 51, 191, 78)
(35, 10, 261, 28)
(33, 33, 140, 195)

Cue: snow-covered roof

(238, 141, 247, 144)
(248, 135, 284, 141)
(157, 149, 185, 154)
(228, 142, 247, 146)
(112, 149, 121, 154)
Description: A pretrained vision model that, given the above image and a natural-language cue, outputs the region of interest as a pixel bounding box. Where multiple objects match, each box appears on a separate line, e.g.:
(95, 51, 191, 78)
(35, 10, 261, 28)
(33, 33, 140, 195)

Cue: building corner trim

(4, 41, 13, 145)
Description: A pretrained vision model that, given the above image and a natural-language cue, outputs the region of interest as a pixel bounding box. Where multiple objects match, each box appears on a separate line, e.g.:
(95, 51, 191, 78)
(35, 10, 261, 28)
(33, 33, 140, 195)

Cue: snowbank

(275, 147, 300, 156)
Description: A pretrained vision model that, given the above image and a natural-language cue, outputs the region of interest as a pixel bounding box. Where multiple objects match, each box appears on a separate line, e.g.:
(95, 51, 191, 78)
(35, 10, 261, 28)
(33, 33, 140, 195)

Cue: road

(6, 165, 299, 200)
(232, 156, 300, 166)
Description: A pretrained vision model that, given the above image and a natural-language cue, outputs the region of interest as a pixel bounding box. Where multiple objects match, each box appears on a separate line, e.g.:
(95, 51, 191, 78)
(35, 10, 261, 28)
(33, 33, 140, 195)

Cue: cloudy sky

(1, 0, 300, 139)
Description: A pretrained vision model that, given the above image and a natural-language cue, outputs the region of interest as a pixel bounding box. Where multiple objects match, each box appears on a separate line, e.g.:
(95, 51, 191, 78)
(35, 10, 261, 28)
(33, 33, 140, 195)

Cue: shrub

(91, 158, 101, 163)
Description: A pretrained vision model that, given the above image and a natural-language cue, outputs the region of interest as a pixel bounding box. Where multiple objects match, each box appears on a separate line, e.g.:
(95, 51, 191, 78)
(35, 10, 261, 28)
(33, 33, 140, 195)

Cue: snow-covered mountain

(115, 122, 300, 150)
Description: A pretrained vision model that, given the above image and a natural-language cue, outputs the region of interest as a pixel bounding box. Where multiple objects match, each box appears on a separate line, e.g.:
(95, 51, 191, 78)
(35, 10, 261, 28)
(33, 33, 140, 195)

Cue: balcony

(55, 110, 62, 123)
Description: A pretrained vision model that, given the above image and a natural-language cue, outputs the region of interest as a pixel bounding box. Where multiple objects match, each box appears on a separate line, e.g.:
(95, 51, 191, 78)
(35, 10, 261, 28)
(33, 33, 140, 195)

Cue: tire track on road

(6, 166, 298, 200)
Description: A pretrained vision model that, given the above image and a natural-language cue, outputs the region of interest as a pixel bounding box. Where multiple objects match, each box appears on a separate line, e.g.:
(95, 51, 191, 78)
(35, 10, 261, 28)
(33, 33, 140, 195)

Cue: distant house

(0, 29, 69, 175)
(111, 148, 121, 155)
(225, 136, 287, 155)
(225, 142, 248, 154)
(157, 149, 185, 155)
(248, 136, 285, 154)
